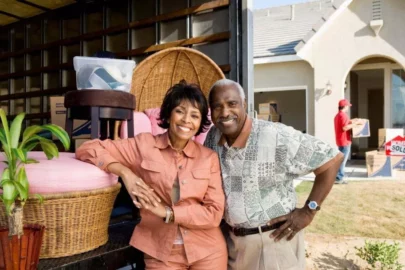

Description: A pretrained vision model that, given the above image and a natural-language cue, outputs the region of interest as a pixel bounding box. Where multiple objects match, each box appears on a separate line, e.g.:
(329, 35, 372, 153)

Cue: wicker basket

(115, 47, 225, 139)
(131, 47, 225, 111)
(0, 183, 121, 258)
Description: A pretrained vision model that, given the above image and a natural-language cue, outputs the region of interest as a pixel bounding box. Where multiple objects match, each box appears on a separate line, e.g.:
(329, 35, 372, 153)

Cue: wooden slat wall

(0, 0, 229, 60)
(0, 0, 232, 122)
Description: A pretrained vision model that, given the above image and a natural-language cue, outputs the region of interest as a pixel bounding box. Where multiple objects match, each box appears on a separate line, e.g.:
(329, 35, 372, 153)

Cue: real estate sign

(385, 136, 405, 156)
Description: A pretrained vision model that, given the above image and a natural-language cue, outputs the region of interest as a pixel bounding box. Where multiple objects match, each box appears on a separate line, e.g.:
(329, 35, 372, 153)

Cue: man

(334, 99, 360, 184)
(204, 79, 343, 270)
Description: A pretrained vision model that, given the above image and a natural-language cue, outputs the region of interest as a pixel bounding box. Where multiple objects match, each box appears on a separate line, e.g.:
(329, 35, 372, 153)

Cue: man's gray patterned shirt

(204, 118, 339, 228)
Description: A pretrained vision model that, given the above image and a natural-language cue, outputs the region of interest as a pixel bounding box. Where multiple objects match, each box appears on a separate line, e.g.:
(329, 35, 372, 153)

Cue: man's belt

(227, 221, 286, 237)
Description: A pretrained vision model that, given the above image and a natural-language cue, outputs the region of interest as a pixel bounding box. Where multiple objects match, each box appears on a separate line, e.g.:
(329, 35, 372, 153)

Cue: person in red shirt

(334, 99, 360, 184)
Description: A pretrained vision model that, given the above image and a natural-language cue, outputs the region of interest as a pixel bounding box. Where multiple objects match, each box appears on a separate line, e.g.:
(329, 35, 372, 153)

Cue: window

(106, 32, 127, 53)
(27, 76, 41, 92)
(63, 70, 76, 88)
(107, 2, 128, 27)
(0, 60, 9, 74)
(28, 52, 41, 70)
(28, 22, 42, 48)
(0, 80, 9, 113)
(84, 38, 103, 56)
(45, 48, 60, 67)
(44, 72, 59, 89)
(13, 56, 25, 73)
(44, 18, 60, 43)
(0, 31, 9, 54)
(12, 78, 25, 115)
(63, 17, 80, 39)
(13, 25, 25, 52)
(85, 7, 103, 33)
(63, 44, 80, 63)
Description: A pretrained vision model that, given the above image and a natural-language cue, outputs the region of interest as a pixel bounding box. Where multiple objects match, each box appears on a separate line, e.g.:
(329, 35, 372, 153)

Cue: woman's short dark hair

(158, 80, 211, 136)
(338, 106, 345, 110)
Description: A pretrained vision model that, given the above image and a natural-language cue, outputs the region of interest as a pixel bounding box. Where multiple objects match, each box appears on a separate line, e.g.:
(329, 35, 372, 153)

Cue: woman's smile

(168, 100, 202, 150)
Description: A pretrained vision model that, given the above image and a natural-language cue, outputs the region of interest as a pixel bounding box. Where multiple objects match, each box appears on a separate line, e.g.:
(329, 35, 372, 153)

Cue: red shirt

(334, 111, 351, 146)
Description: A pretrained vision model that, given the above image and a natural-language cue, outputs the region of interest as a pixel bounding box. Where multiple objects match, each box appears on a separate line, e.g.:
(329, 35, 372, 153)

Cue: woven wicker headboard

(130, 47, 225, 112)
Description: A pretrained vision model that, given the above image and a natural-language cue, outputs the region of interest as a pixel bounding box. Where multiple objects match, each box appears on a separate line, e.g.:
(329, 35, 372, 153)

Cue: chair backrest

(130, 47, 225, 112)
(115, 47, 225, 140)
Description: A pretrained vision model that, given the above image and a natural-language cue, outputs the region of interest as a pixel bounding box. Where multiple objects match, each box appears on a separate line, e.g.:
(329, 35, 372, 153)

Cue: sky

(254, 0, 310, 9)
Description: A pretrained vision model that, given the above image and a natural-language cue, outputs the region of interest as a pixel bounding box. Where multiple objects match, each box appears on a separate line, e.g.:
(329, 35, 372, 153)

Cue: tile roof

(254, 0, 337, 58)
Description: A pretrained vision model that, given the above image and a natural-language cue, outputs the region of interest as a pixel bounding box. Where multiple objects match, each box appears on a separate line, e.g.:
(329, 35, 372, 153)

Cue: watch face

(309, 201, 318, 210)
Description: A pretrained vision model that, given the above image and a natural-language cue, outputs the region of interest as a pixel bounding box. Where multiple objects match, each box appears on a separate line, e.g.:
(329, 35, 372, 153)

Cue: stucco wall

(298, 0, 405, 145)
(254, 61, 315, 134)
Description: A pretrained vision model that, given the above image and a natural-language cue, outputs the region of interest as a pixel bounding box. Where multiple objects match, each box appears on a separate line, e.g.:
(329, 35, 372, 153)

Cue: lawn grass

(296, 181, 405, 240)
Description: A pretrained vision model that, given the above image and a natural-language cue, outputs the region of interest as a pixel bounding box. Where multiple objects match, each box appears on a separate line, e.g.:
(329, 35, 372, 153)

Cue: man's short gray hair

(209, 79, 246, 102)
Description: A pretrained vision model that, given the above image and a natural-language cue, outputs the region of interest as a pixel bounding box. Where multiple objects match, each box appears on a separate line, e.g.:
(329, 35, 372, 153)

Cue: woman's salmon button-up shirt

(75, 132, 225, 263)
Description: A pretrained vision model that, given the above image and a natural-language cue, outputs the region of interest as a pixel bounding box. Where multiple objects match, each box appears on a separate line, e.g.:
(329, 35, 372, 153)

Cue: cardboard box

(258, 102, 277, 115)
(270, 113, 281, 122)
(50, 96, 91, 139)
(394, 171, 405, 180)
(352, 119, 370, 138)
(257, 113, 281, 122)
(378, 128, 404, 148)
(365, 150, 393, 177)
(391, 156, 405, 179)
(257, 114, 270, 121)
(366, 152, 405, 179)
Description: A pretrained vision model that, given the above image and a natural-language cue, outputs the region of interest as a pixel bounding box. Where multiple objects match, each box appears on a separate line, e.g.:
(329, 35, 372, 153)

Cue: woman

(76, 81, 227, 270)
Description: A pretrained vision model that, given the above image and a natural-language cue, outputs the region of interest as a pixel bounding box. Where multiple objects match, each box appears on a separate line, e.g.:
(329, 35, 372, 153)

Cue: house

(254, 0, 405, 156)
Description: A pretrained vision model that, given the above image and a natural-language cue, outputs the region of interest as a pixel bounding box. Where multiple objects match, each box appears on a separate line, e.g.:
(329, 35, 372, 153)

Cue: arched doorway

(344, 56, 405, 158)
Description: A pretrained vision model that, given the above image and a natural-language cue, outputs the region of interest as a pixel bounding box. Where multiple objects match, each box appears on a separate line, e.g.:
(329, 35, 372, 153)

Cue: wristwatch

(306, 200, 321, 211)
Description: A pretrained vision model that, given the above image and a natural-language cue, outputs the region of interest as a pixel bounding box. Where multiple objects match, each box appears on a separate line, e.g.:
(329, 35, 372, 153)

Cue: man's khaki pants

(226, 228, 305, 270)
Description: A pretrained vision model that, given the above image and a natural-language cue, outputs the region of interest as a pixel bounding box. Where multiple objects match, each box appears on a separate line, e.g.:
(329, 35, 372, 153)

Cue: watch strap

(306, 200, 321, 211)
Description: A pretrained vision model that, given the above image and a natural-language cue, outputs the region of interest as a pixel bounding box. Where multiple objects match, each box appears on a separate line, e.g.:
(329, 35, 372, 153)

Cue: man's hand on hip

(267, 207, 315, 242)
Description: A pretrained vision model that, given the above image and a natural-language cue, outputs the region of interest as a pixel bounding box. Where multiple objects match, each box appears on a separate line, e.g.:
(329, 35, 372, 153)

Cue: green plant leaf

(0, 109, 11, 148)
(21, 125, 42, 145)
(9, 112, 25, 148)
(17, 166, 29, 191)
(0, 128, 8, 148)
(2, 199, 13, 216)
(2, 181, 17, 201)
(356, 240, 403, 270)
(0, 178, 10, 187)
(41, 124, 70, 151)
(1, 168, 10, 181)
(22, 135, 49, 150)
(14, 182, 28, 201)
(39, 140, 59, 159)
(25, 158, 39, 164)
(23, 141, 38, 152)
(12, 148, 27, 163)
(0, 127, 11, 160)
(35, 194, 44, 204)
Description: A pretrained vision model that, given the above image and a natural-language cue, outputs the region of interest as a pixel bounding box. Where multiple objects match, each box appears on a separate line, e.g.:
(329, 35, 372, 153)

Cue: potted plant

(0, 109, 70, 270)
